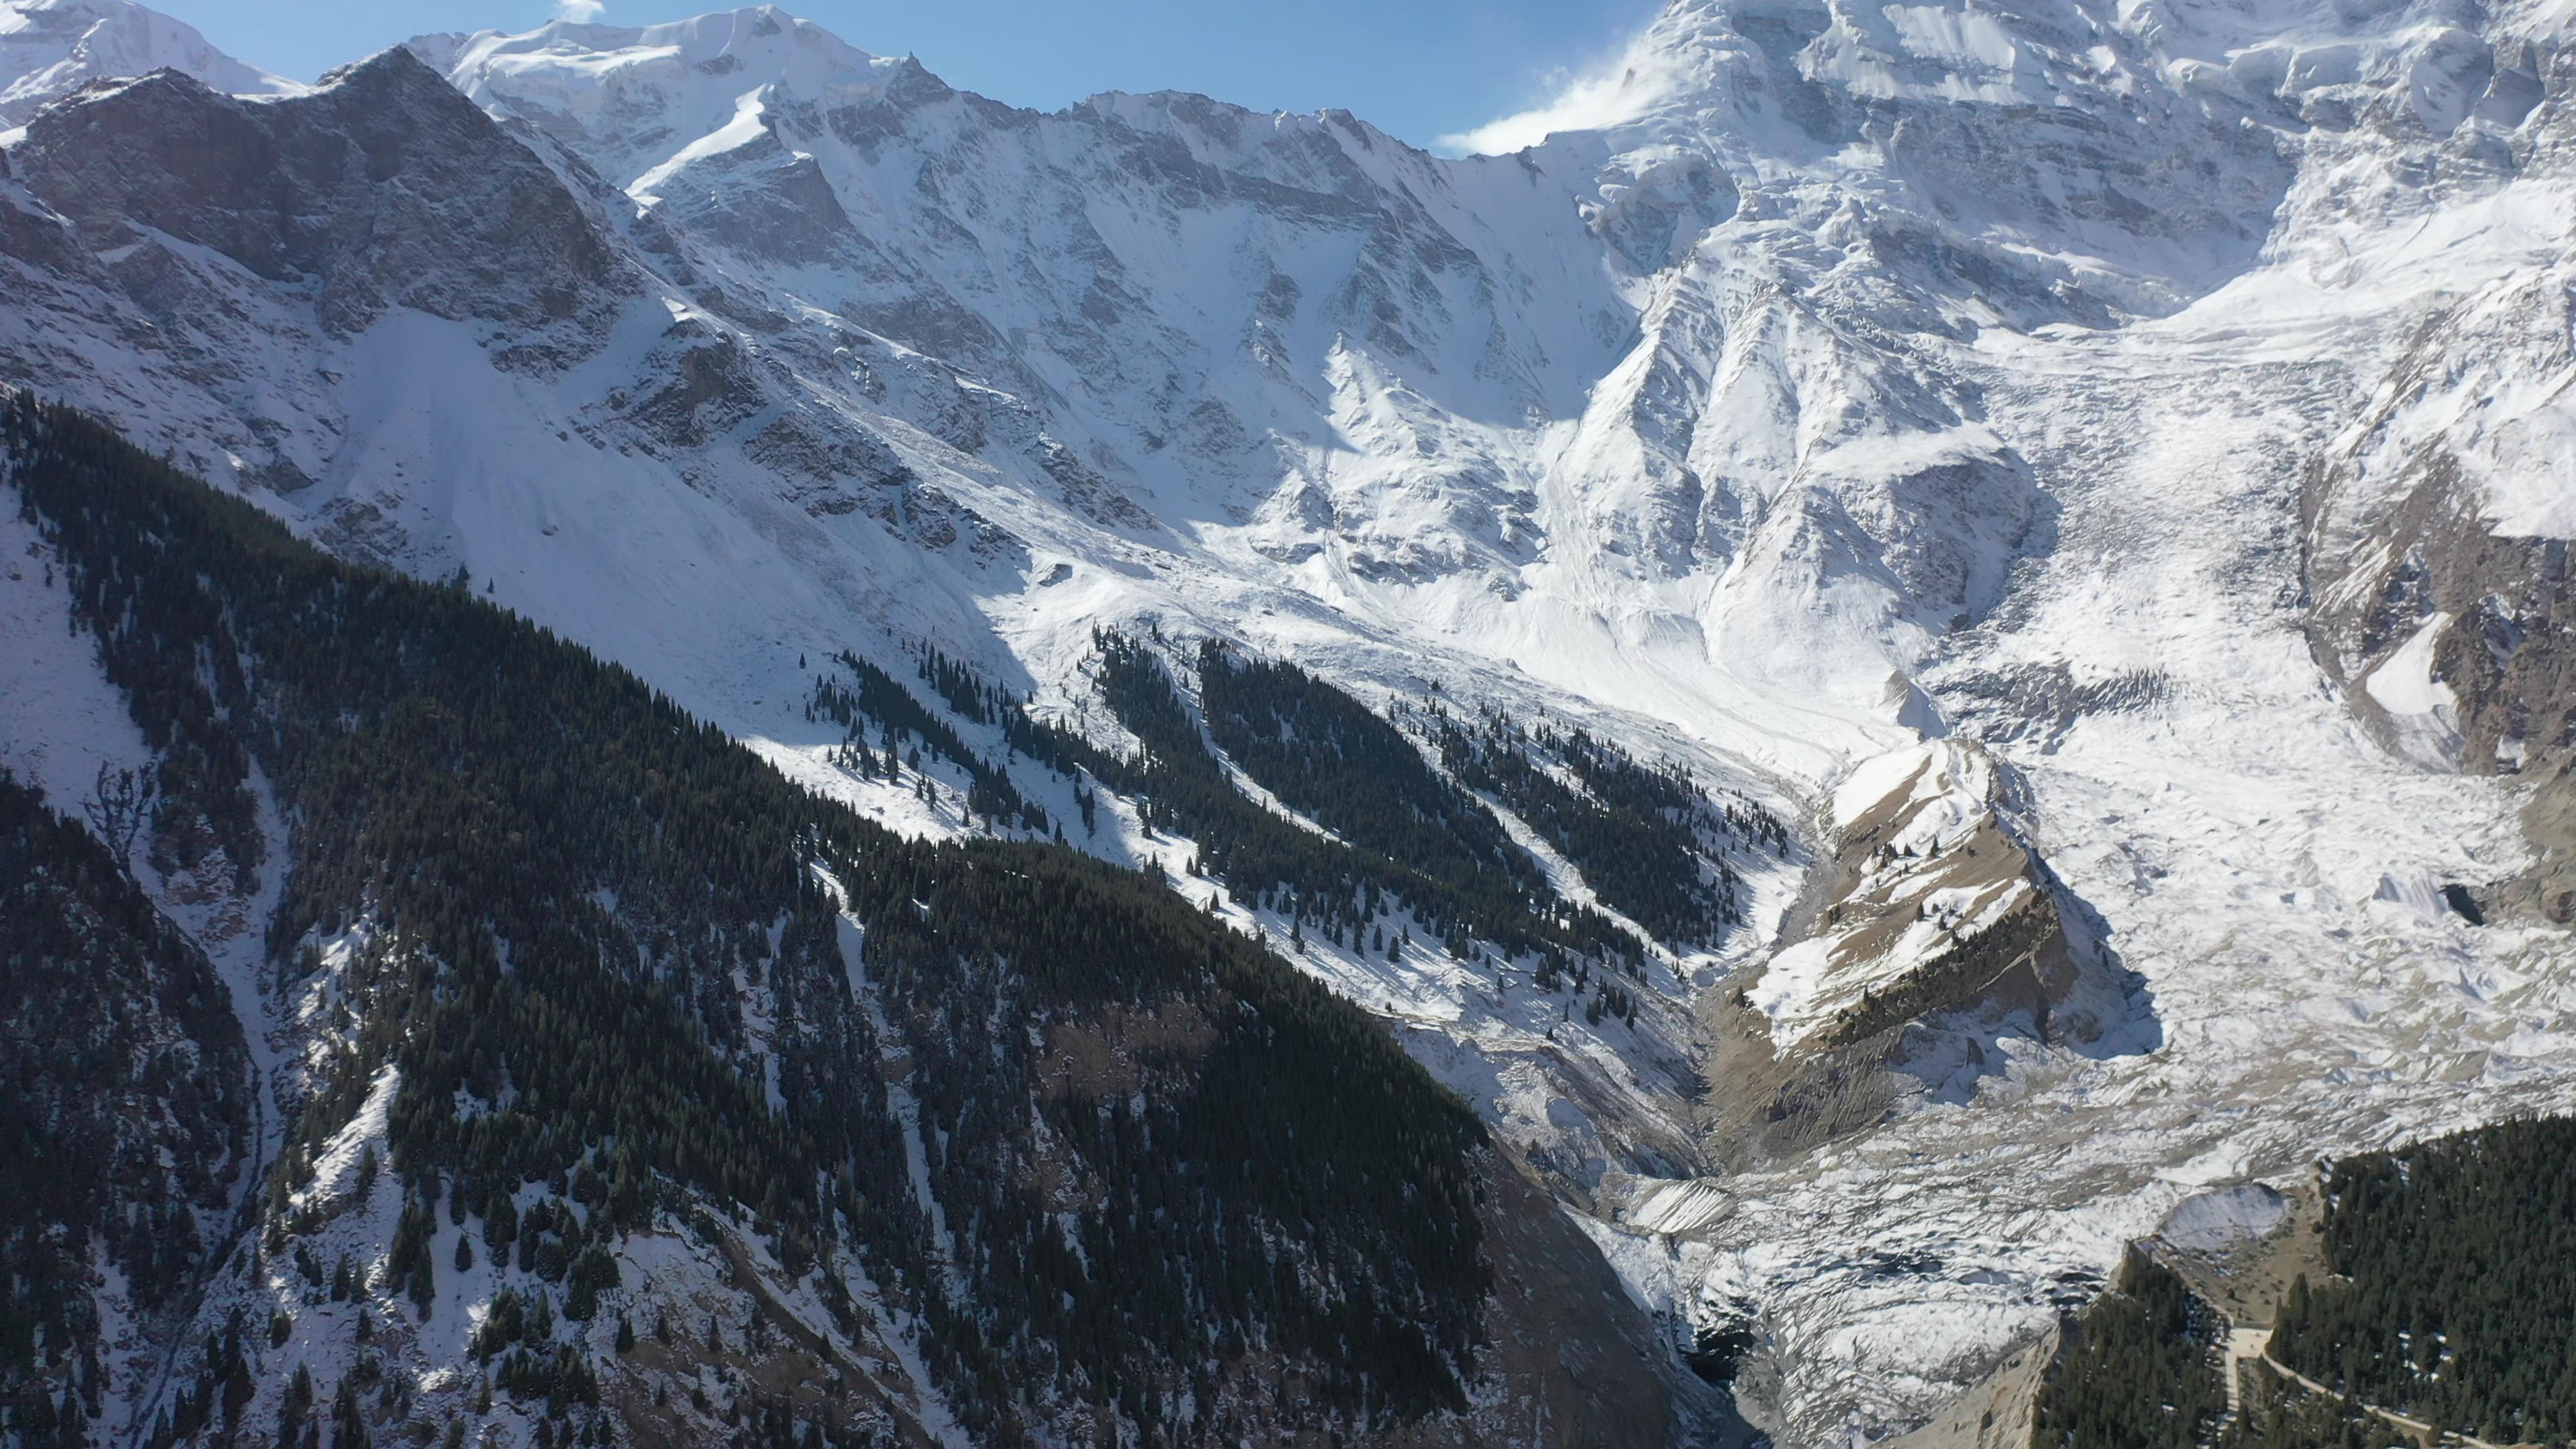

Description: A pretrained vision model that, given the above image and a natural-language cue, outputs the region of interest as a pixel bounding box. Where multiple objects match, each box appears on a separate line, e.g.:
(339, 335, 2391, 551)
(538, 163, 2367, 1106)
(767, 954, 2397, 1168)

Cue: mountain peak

(441, 3, 884, 97)
(432, 2, 904, 186)
(0, 0, 299, 125)
(314, 40, 464, 103)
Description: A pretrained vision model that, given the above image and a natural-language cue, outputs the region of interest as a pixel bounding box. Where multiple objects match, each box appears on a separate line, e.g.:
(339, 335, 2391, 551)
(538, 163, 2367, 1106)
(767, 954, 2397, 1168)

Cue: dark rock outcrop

(9, 49, 635, 354)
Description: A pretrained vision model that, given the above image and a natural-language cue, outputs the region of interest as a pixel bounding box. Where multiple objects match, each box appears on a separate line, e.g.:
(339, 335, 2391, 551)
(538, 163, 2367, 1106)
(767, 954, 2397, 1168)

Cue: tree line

(1427, 702, 1782, 949)
(1083, 631, 1642, 975)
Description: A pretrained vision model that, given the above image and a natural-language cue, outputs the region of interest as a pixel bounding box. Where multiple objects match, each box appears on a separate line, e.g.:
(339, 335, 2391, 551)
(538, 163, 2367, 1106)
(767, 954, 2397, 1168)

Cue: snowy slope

(5, 0, 2576, 1442)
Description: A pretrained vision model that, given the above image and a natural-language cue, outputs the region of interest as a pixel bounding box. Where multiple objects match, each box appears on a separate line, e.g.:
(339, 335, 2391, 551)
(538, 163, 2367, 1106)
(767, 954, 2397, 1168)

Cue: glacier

(3, 0, 2575, 1441)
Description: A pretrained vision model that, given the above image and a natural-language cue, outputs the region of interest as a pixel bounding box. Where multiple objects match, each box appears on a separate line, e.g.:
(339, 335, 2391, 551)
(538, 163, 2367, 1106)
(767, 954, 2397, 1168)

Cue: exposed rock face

(1702, 739, 2135, 1167)
(2308, 468, 2576, 919)
(0, 38, 982, 574)
(1758, 741, 2066, 1051)
(1876, 1326, 2059, 1449)
(1415, 1153, 1739, 1449)
(8, 50, 630, 349)
(2302, 273, 2576, 923)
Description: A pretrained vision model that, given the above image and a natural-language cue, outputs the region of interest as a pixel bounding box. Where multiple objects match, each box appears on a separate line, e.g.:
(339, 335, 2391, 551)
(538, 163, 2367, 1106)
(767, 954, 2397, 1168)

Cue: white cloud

(1436, 23, 1686, 155)
(553, 0, 608, 21)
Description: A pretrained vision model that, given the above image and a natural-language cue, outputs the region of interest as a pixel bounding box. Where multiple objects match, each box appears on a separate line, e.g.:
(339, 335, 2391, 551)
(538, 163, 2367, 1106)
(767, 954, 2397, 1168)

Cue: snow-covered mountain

(0, 0, 296, 123)
(3, 0, 2575, 1441)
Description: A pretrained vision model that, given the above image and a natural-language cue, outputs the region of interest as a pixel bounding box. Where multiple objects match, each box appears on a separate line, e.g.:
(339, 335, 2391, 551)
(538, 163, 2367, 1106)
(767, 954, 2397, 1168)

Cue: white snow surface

(5, 0, 2576, 1442)
(2365, 611, 2467, 765)
(2155, 1183, 2294, 1255)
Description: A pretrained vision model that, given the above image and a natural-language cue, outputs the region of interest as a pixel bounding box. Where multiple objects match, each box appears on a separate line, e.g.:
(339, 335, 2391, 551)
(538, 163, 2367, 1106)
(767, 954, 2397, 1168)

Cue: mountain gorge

(3, 0, 2575, 1443)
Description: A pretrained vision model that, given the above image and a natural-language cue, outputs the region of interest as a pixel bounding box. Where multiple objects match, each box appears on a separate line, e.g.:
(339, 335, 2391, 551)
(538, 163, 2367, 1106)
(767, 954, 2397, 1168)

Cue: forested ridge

(1198, 645, 1550, 913)
(814, 620, 1789, 1005)
(1425, 703, 1783, 949)
(2270, 1116, 2576, 1444)
(2019, 1116, 2576, 1449)
(2029, 1247, 2225, 1449)
(805, 646, 1055, 835)
(1081, 631, 1642, 973)
(0, 393, 1495, 1447)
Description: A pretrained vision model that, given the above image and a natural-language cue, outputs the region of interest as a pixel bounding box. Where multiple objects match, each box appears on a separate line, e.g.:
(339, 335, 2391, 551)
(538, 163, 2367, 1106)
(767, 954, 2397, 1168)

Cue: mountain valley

(4, 0, 2575, 1443)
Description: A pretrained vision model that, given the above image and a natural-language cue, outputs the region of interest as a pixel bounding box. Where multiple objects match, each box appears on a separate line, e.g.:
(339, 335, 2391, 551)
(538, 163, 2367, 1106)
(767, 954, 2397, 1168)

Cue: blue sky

(165, 0, 1664, 153)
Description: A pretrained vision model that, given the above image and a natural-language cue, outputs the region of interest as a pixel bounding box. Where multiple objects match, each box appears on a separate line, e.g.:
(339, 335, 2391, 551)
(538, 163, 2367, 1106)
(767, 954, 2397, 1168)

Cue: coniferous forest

(2212, 1361, 2384, 1449)
(1083, 630, 1642, 971)
(2022, 1116, 2576, 1449)
(1426, 703, 1784, 949)
(2269, 1116, 2576, 1444)
(1, 773, 252, 1445)
(1197, 645, 1551, 914)
(2028, 1247, 2226, 1449)
(804, 647, 1053, 834)
(0, 394, 1494, 1447)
